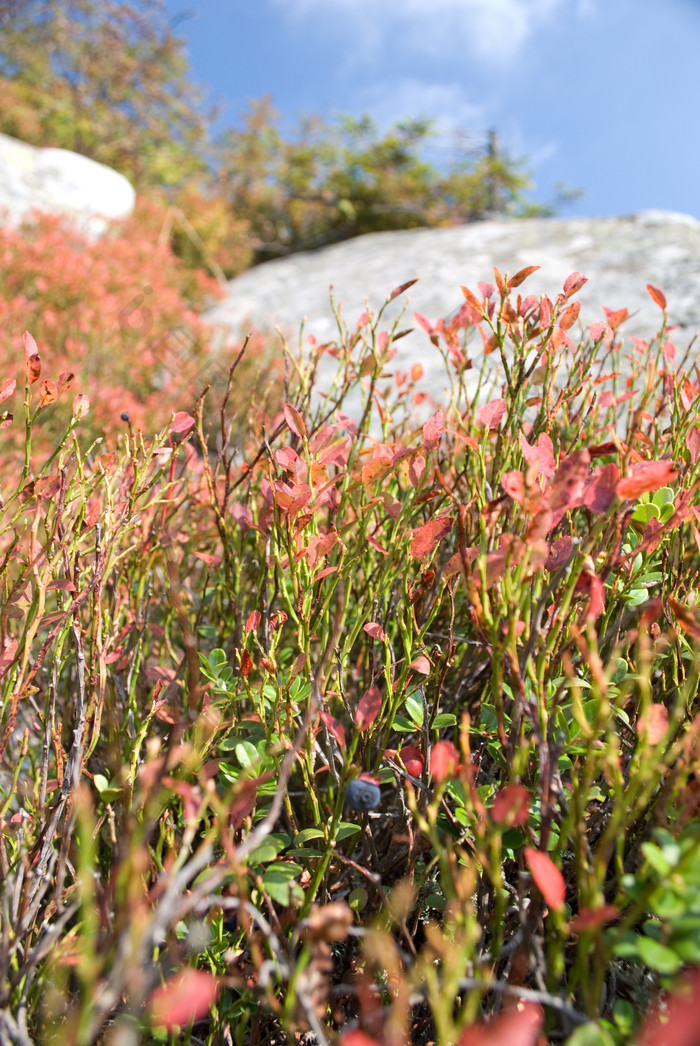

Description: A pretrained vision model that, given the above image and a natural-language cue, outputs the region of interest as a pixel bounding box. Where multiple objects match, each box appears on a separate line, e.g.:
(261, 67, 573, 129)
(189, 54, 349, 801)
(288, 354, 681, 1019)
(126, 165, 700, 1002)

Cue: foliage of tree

(0, 0, 212, 190)
(212, 100, 552, 265)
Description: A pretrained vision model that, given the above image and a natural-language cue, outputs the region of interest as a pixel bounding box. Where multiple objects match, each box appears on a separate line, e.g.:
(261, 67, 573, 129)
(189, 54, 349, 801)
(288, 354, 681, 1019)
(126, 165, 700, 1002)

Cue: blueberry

(345, 777, 381, 812)
(120, 412, 130, 422)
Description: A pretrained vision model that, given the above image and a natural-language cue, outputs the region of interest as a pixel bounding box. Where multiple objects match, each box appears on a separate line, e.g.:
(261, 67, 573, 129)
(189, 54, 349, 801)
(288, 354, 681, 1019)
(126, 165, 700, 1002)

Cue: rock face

(0, 132, 135, 237)
(207, 210, 700, 405)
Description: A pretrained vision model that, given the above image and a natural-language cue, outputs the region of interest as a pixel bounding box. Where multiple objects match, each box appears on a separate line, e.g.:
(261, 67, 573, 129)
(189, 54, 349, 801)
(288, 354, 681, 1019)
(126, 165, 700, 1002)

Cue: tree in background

(0, 0, 580, 281)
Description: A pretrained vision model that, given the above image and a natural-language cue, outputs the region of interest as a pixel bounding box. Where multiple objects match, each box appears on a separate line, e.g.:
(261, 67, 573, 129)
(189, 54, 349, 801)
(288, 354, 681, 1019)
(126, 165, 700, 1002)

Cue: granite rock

(207, 211, 700, 410)
(0, 132, 135, 238)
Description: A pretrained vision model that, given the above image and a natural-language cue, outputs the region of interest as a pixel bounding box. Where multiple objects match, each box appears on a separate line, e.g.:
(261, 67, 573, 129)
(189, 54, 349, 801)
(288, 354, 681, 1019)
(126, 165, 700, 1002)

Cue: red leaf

(356, 687, 382, 731)
(524, 847, 566, 910)
(616, 460, 678, 499)
(430, 740, 459, 782)
(72, 393, 89, 420)
(646, 283, 667, 310)
(491, 784, 530, 827)
(283, 403, 307, 440)
(364, 622, 387, 641)
(501, 470, 525, 504)
(602, 306, 629, 330)
(477, 397, 507, 430)
(0, 378, 15, 404)
(410, 515, 454, 559)
(507, 265, 540, 289)
(547, 449, 590, 527)
(170, 411, 195, 435)
(457, 1001, 543, 1046)
(687, 426, 700, 464)
(389, 278, 418, 301)
(423, 409, 444, 450)
(414, 311, 434, 335)
(563, 271, 588, 298)
(23, 331, 41, 385)
(583, 463, 619, 514)
(245, 610, 261, 632)
(568, 905, 619, 933)
(339, 1033, 383, 1046)
(637, 966, 700, 1046)
(638, 703, 669, 745)
(239, 650, 253, 677)
(409, 655, 431, 675)
(399, 745, 424, 776)
(320, 710, 346, 747)
(150, 968, 219, 1030)
(519, 432, 556, 479)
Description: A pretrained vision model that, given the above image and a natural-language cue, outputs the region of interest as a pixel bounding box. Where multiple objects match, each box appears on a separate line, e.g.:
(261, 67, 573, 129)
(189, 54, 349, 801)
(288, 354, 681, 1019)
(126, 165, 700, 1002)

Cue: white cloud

(354, 79, 489, 138)
(274, 0, 567, 67)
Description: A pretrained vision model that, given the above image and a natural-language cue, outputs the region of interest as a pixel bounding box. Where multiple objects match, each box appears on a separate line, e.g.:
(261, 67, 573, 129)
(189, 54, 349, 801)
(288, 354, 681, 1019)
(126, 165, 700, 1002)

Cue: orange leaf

(38, 379, 58, 406)
(524, 847, 566, 910)
(355, 687, 382, 730)
(558, 300, 581, 330)
(150, 968, 219, 1031)
(460, 285, 483, 313)
(669, 597, 700, 639)
(646, 283, 667, 310)
(23, 331, 41, 385)
(616, 460, 678, 499)
(0, 378, 15, 404)
(410, 515, 453, 559)
(507, 265, 540, 288)
(361, 456, 392, 487)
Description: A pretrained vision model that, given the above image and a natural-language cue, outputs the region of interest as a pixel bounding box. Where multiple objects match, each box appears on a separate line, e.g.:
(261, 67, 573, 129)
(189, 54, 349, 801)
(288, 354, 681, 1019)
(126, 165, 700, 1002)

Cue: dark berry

(120, 412, 130, 422)
(345, 777, 381, 812)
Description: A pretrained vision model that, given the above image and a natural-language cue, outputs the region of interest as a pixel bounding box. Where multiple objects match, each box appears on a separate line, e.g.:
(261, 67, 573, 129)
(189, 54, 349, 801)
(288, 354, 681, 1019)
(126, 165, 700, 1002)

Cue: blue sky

(164, 0, 700, 220)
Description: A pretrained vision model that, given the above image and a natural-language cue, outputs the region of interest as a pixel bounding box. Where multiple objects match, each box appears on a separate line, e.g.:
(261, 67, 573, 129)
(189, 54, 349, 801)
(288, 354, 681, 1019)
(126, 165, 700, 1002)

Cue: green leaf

(235, 741, 259, 769)
(563, 1023, 616, 1046)
(432, 713, 457, 728)
(336, 822, 362, 841)
(405, 690, 424, 727)
(636, 935, 683, 974)
(641, 842, 673, 876)
(392, 714, 416, 732)
(294, 828, 325, 845)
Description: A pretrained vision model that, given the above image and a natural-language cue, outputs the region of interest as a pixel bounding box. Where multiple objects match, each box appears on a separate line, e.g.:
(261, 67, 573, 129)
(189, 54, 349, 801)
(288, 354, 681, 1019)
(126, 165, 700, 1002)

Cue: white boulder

(0, 132, 135, 238)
